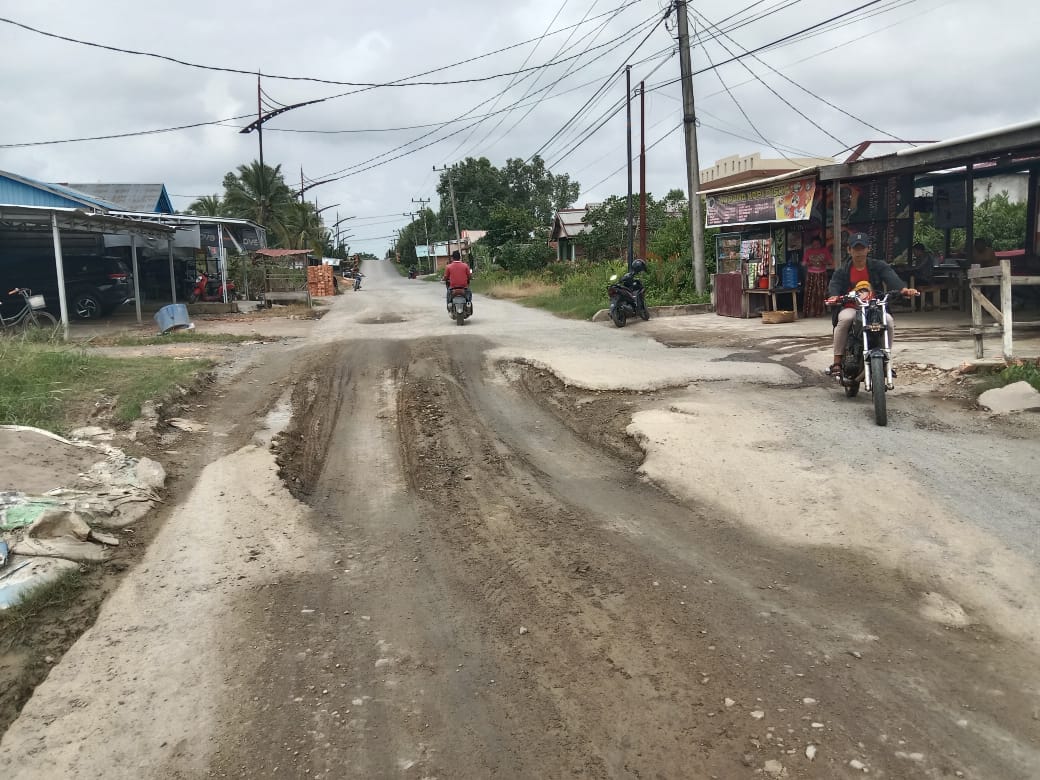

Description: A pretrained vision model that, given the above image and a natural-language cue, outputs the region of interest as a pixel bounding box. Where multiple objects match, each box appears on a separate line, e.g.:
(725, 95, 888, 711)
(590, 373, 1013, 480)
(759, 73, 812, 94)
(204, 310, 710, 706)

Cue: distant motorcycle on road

(607, 259, 650, 328)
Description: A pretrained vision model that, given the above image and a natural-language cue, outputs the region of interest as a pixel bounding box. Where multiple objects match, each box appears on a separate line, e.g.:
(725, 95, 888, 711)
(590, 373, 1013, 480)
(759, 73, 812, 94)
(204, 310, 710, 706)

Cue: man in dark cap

(823, 232, 918, 377)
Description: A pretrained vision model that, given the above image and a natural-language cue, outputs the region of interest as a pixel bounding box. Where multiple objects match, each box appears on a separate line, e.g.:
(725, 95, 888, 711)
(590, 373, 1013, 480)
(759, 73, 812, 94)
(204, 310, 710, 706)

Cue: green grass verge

(0, 340, 211, 432)
(0, 569, 84, 644)
(94, 332, 262, 347)
(978, 361, 1040, 394)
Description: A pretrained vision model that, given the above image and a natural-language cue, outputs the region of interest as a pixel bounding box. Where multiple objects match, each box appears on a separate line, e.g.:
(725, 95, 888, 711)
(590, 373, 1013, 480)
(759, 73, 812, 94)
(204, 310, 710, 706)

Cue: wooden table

(742, 287, 799, 319)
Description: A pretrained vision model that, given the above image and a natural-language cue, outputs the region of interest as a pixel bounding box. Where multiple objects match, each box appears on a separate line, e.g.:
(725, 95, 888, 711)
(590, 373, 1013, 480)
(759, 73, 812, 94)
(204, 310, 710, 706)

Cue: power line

(697, 20, 798, 161)
(0, 114, 251, 149)
(529, 8, 668, 163)
(0, 4, 645, 89)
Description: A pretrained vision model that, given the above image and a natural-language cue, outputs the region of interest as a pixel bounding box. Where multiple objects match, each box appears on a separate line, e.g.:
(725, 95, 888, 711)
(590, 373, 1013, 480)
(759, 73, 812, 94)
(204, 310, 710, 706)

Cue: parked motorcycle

(408, 267, 418, 279)
(447, 286, 473, 326)
(188, 273, 235, 303)
(827, 290, 916, 426)
(607, 259, 650, 328)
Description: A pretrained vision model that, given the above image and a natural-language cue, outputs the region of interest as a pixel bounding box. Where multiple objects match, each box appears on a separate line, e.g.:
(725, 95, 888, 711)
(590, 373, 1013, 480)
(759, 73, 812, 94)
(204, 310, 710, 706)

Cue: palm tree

(222, 161, 295, 243)
(185, 194, 224, 217)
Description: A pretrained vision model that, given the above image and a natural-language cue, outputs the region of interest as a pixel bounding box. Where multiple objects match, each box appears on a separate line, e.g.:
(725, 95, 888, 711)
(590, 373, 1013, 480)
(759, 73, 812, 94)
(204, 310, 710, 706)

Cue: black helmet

(630, 259, 647, 273)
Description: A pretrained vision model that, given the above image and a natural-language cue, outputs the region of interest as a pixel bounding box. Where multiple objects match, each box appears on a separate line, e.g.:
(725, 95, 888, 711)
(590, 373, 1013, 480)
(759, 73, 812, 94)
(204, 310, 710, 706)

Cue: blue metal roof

(0, 171, 121, 210)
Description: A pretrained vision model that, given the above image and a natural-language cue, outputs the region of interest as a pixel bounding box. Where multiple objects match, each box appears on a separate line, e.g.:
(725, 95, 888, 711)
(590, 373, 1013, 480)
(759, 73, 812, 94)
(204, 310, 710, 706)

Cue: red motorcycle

(188, 273, 235, 303)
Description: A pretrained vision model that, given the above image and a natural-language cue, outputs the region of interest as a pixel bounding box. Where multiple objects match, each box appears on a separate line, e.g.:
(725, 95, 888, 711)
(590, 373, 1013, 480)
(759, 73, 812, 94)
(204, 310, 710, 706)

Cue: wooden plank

(1000, 259, 1014, 359)
(970, 287, 1003, 322)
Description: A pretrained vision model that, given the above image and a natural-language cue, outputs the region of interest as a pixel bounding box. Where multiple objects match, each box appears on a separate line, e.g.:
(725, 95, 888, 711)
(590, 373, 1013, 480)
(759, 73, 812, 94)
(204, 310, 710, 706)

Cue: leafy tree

(435, 154, 579, 233)
(186, 194, 224, 217)
(974, 191, 1026, 250)
(497, 242, 554, 273)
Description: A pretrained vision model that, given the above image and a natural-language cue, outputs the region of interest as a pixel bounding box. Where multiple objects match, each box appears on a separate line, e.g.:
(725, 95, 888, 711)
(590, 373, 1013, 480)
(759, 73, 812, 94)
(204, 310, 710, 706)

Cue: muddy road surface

(1, 260, 1037, 779)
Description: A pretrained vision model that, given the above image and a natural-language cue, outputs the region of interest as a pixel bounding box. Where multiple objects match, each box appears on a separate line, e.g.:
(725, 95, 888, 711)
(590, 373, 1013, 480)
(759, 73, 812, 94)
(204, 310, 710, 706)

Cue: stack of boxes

(307, 265, 336, 297)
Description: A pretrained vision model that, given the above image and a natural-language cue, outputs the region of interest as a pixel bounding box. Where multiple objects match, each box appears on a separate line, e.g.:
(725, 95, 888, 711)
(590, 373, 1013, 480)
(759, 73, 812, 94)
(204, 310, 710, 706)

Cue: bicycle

(0, 288, 60, 337)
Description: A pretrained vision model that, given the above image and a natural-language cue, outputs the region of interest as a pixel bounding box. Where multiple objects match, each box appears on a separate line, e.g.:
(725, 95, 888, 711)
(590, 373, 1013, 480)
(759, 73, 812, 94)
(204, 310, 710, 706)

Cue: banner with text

(705, 177, 817, 228)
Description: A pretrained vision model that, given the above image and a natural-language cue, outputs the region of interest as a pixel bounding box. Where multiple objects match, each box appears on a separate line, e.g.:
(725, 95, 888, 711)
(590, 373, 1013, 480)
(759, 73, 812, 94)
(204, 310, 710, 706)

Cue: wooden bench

(742, 287, 798, 319)
(260, 290, 312, 307)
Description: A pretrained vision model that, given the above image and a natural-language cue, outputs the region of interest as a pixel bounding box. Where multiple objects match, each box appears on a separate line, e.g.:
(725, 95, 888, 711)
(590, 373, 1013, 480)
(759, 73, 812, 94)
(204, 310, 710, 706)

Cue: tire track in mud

(218, 339, 1038, 780)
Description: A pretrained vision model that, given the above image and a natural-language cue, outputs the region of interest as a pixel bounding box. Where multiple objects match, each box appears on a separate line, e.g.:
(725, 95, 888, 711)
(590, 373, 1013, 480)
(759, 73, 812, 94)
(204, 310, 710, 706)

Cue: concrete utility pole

(675, 0, 707, 294)
(433, 164, 463, 258)
(412, 197, 432, 273)
(625, 66, 635, 269)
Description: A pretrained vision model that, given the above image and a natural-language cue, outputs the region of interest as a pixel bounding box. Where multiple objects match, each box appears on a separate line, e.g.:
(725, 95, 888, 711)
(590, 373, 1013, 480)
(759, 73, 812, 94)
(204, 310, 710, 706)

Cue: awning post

(168, 238, 177, 303)
(50, 213, 70, 341)
(131, 234, 143, 324)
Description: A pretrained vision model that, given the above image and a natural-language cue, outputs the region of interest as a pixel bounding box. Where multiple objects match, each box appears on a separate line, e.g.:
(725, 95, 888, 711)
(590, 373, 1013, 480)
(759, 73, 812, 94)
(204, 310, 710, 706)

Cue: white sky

(1, 0, 1038, 256)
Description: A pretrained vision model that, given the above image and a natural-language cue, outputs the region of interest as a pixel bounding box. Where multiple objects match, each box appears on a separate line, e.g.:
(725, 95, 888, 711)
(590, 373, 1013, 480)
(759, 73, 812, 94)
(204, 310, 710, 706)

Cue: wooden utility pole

(625, 66, 634, 269)
(639, 80, 647, 260)
(433, 164, 463, 263)
(412, 197, 432, 273)
(675, 0, 706, 294)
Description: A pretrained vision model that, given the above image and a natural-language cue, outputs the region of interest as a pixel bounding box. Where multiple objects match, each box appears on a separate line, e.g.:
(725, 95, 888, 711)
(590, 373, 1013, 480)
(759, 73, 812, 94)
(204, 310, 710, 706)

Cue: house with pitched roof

(549, 204, 599, 262)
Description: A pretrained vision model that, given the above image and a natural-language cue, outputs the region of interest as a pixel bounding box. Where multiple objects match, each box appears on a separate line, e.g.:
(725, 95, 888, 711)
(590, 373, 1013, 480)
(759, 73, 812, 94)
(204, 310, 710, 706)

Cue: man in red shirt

(443, 250, 472, 307)
(824, 232, 916, 377)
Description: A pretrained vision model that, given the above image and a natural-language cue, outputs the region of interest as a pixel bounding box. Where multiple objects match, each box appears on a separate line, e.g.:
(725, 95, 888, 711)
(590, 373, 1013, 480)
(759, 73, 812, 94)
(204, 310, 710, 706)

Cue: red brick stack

(307, 265, 336, 297)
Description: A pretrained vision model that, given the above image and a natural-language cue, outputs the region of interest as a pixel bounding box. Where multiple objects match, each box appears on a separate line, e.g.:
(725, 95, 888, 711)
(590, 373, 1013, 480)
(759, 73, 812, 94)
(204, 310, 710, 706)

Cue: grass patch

(88, 331, 262, 347)
(0, 339, 211, 432)
(0, 569, 85, 646)
(977, 360, 1040, 394)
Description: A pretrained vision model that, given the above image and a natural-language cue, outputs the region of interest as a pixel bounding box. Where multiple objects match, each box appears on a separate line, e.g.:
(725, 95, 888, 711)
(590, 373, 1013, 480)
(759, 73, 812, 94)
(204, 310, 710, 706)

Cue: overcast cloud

(1, 0, 1038, 255)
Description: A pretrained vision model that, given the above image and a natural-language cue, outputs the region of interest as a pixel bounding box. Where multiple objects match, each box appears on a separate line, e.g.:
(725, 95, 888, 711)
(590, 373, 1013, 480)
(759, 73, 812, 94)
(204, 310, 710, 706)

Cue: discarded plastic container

(153, 303, 192, 334)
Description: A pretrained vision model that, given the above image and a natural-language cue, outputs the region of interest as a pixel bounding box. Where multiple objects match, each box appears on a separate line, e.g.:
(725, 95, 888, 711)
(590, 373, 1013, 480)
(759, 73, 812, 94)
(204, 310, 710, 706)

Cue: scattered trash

(167, 418, 207, 433)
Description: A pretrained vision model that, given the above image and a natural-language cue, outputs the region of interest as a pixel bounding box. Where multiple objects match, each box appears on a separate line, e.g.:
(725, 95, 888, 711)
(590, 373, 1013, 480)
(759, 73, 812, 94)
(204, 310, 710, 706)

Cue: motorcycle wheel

(870, 354, 888, 426)
(639, 304, 650, 321)
(610, 305, 627, 328)
(455, 311, 465, 326)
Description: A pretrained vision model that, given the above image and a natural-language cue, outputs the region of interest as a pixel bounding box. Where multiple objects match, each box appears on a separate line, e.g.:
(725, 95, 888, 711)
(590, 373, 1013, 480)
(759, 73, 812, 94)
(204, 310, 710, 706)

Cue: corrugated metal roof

(551, 208, 591, 240)
(0, 171, 120, 210)
(65, 183, 173, 214)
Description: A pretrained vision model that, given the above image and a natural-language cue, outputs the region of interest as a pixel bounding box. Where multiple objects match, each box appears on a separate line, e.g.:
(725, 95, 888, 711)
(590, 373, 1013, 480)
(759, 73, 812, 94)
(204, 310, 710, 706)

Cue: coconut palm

(221, 161, 295, 244)
(185, 194, 224, 217)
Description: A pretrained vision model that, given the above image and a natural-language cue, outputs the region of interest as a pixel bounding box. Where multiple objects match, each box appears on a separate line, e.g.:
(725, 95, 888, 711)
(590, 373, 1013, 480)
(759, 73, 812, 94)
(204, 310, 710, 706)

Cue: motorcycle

(447, 286, 473, 326)
(827, 290, 916, 426)
(351, 271, 364, 291)
(607, 261, 650, 328)
(407, 267, 418, 279)
(188, 272, 235, 303)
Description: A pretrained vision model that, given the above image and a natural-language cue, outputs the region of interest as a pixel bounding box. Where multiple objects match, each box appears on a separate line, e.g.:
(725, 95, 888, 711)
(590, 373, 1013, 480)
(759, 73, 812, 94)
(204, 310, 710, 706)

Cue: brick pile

(307, 265, 336, 297)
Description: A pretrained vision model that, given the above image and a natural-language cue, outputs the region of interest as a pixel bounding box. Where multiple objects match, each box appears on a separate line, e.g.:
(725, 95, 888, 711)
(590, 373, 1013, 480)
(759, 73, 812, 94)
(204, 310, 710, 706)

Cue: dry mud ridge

(221, 338, 1034, 780)
(1, 326, 1038, 778)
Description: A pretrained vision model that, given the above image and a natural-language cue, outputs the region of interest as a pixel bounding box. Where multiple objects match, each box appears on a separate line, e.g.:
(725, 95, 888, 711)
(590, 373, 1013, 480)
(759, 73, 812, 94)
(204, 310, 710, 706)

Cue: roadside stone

(763, 759, 784, 776)
(805, 745, 817, 761)
(849, 758, 868, 771)
(724, 698, 736, 708)
(750, 710, 765, 719)
(519, 626, 528, 635)
(977, 381, 1040, 414)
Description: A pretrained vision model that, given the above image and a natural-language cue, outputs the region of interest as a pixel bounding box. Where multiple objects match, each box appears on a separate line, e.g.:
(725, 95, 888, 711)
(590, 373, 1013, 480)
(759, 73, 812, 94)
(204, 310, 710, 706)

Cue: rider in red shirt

(443, 250, 472, 305)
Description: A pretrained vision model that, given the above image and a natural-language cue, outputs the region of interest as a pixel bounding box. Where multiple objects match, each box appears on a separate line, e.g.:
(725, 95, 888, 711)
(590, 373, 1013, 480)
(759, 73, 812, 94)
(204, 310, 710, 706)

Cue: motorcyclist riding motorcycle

(824, 232, 917, 377)
(443, 250, 472, 306)
(607, 258, 650, 327)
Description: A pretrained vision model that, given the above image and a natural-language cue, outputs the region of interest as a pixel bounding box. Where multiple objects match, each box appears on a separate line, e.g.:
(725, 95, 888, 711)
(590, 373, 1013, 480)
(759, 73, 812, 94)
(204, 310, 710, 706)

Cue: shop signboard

(705, 176, 817, 228)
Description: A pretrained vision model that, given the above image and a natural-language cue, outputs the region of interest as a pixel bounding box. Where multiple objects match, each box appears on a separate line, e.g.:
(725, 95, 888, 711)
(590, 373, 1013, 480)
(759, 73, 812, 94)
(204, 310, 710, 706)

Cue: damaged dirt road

(1, 260, 1038, 779)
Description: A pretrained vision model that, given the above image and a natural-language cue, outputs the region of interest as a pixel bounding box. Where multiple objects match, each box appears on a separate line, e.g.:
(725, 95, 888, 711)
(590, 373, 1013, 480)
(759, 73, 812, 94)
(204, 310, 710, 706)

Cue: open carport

(0, 205, 175, 339)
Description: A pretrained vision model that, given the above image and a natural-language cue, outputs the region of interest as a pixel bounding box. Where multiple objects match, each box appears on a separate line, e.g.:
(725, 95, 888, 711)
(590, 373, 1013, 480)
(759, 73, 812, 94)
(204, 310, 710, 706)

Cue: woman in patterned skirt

(801, 236, 831, 317)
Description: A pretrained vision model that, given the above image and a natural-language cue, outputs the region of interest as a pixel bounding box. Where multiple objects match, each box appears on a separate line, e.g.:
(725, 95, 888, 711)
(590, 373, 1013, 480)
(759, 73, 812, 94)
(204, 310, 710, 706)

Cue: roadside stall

(703, 172, 823, 319)
(816, 119, 1040, 359)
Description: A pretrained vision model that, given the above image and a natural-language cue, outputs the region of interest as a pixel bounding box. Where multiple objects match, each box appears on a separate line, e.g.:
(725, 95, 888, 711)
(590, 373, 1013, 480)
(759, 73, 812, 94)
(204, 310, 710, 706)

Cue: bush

(496, 241, 554, 273)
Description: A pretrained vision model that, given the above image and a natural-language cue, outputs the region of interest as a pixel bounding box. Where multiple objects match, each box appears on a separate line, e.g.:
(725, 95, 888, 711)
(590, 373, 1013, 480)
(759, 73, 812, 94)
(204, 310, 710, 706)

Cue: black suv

(0, 255, 133, 320)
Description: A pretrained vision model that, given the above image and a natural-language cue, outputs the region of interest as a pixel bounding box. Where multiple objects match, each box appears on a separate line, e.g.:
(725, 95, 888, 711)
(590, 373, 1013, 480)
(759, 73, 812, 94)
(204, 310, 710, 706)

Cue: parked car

(0, 255, 133, 320)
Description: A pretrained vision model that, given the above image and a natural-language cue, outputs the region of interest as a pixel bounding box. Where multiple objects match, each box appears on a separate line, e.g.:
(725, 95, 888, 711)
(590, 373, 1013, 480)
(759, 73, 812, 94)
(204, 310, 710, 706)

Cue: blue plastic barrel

(781, 262, 800, 290)
(154, 303, 191, 334)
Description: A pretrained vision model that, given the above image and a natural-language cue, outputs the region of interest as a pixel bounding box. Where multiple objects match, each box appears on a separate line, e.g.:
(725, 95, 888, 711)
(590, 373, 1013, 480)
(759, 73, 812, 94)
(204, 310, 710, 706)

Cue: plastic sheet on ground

(0, 556, 80, 610)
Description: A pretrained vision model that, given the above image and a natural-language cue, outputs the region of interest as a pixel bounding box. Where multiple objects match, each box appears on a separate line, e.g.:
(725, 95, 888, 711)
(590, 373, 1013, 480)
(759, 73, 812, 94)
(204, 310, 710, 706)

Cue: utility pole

(675, 0, 707, 294)
(433, 164, 462, 262)
(625, 66, 634, 270)
(257, 76, 265, 226)
(412, 197, 432, 273)
(639, 80, 647, 260)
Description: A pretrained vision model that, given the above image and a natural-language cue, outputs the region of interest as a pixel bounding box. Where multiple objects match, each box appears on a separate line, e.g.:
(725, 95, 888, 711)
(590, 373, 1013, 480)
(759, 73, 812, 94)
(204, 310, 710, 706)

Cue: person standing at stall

(801, 236, 832, 317)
